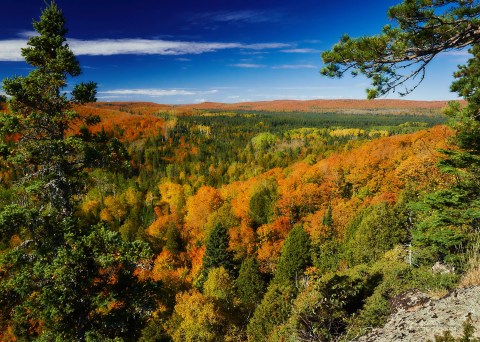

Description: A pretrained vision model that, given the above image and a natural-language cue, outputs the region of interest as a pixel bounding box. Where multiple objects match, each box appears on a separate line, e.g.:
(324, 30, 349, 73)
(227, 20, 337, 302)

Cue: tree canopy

(321, 0, 480, 99)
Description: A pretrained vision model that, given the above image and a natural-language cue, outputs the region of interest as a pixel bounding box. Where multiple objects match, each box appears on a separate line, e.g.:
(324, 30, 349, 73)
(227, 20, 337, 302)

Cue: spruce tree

(202, 222, 235, 276)
(236, 257, 265, 310)
(273, 224, 311, 286)
(249, 178, 278, 229)
(0, 2, 158, 340)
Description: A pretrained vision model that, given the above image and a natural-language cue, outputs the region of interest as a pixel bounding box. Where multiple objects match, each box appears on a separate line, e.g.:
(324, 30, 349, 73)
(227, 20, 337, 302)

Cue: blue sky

(0, 0, 470, 103)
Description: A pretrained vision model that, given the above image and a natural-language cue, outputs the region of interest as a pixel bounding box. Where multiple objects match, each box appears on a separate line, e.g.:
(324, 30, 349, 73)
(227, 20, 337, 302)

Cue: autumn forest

(1, 1, 480, 341)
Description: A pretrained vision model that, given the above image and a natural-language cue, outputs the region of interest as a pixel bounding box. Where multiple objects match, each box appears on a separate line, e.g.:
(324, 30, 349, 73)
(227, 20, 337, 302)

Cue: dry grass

(460, 237, 480, 287)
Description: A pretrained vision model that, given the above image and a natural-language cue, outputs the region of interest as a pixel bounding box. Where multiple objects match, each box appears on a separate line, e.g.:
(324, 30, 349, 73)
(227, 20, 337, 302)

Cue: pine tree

(236, 257, 266, 310)
(249, 178, 278, 229)
(321, 1, 480, 99)
(0, 3, 159, 340)
(202, 222, 235, 276)
(273, 224, 312, 286)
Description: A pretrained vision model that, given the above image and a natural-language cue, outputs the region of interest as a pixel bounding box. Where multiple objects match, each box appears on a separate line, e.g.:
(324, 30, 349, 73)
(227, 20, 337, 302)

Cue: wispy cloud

(0, 37, 289, 61)
(229, 63, 266, 68)
(195, 10, 283, 24)
(281, 48, 321, 54)
(17, 31, 39, 38)
(272, 64, 317, 69)
(99, 88, 218, 97)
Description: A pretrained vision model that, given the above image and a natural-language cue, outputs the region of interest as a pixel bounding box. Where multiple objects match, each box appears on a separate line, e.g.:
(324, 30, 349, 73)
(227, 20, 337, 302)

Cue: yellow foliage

(124, 187, 141, 207)
(159, 182, 185, 214)
(81, 198, 100, 215)
(171, 290, 223, 342)
(103, 195, 127, 221)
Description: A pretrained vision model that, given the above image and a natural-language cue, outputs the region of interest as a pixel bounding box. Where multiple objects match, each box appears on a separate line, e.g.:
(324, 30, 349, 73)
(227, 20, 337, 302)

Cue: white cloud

(17, 31, 39, 38)
(281, 48, 321, 53)
(0, 37, 289, 61)
(0, 40, 29, 61)
(99, 88, 219, 97)
(272, 64, 317, 69)
(229, 63, 266, 68)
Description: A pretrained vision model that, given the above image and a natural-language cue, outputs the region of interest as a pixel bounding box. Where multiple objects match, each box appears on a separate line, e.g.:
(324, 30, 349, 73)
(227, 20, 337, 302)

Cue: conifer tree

(0, 2, 158, 340)
(273, 224, 311, 286)
(249, 178, 278, 229)
(236, 257, 265, 311)
(202, 222, 235, 276)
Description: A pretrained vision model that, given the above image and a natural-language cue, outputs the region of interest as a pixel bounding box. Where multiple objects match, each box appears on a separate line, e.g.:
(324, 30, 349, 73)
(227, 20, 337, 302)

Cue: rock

(388, 289, 431, 314)
(355, 287, 480, 341)
(432, 261, 455, 274)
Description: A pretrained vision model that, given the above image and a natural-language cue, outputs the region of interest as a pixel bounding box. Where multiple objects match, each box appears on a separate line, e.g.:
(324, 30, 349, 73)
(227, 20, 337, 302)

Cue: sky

(0, 0, 471, 104)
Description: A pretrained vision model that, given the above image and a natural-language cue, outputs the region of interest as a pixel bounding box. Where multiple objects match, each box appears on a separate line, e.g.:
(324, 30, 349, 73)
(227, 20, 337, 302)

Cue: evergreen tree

(165, 225, 183, 254)
(202, 223, 235, 276)
(246, 283, 296, 341)
(236, 257, 266, 311)
(249, 178, 278, 229)
(273, 224, 311, 286)
(0, 3, 159, 340)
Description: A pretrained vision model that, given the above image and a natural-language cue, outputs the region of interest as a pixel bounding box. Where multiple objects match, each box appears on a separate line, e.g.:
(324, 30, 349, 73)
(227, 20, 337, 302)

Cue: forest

(1, 1, 480, 341)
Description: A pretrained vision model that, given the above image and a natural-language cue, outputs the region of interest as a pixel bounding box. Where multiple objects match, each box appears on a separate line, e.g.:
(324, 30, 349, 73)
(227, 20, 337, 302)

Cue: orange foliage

(147, 213, 179, 238)
(256, 217, 292, 273)
(146, 125, 455, 282)
(151, 250, 189, 287)
(184, 186, 223, 243)
(228, 221, 256, 259)
(180, 98, 456, 114)
(188, 246, 206, 281)
(71, 104, 166, 141)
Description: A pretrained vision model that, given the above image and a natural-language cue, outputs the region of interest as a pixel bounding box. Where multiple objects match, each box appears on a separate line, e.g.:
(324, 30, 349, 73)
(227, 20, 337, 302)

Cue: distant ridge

(178, 99, 458, 114)
(87, 99, 463, 115)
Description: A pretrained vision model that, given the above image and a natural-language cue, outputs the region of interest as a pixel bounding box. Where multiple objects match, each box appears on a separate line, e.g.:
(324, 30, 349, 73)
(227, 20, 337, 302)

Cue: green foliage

(202, 223, 235, 276)
(251, 132, 277, 152)
(410, 46, 480, 269)
(344, 201, 409, 265)
(236, 257, 266, 311)
(71, 81, 98, 103)
(312, 238, 342, 274)
(139, 318, 172, 342)
(273, 224, 312, 286)
(352, 248, 459, 335)
(432, 319, 480, 342)
(249, 178, 278, 228)
(277, 266, 380, 341)
(0, 3, 158, 340)
(246, 284, 296, 341)
(165, 226, 183, 254)
(203, 267, 236, 305)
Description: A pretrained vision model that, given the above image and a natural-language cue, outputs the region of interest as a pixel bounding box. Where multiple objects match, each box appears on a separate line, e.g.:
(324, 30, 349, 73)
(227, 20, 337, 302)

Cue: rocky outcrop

(356, 287, 480, 341)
